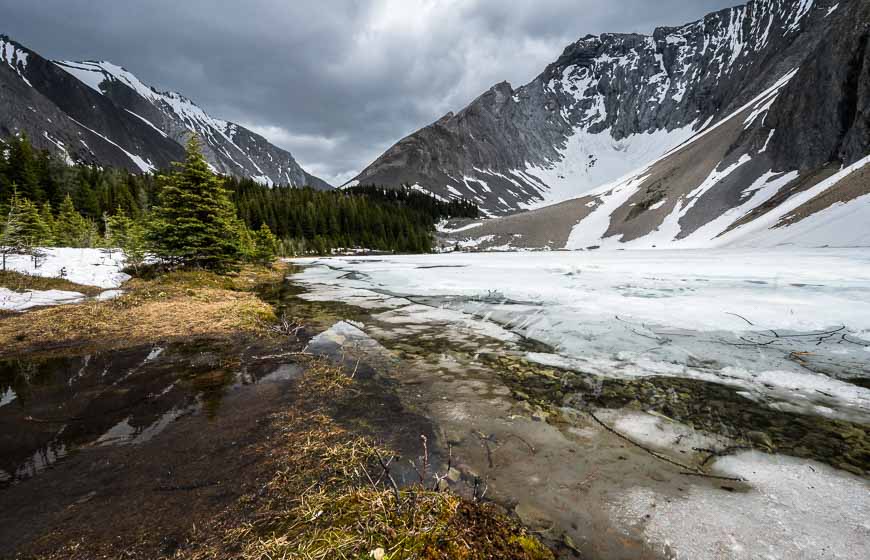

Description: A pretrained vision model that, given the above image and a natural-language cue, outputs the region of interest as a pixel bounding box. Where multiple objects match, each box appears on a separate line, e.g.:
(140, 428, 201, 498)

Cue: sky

(2, 0, 736, 185)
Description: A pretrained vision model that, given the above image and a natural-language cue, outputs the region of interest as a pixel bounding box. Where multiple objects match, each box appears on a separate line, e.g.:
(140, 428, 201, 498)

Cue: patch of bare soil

(775, 162, 870, 227)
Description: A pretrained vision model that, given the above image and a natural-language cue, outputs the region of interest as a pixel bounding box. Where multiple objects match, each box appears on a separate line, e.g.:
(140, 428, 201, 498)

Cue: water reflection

(0, 340, 298, 486)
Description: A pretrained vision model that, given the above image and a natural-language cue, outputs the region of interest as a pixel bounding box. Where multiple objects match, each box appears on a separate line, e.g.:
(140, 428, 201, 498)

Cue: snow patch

(1, 38, 32, 87)
(0, 288, 85, 311)
(2, 248, 129, 288)
(610, 451, 869, 560)
(69, 117, 155, 173)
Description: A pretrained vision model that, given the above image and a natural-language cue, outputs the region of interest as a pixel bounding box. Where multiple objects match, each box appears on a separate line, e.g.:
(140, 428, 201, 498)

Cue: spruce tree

(236, 220, 256, 263)
(39, 202, 55, 246)
(5, 135, 42, 202)
(0, 193, 28, 271)
(252, 223, 278, 265)
(149, 136, 241, 269)
(54, 194, 90, 247)
(107, 208, 147, 272)
(16, 197, 51, 245)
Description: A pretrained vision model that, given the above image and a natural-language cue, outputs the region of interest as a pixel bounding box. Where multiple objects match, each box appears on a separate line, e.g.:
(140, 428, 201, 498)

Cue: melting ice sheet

(610, 450, 870, 560)
(292, 249, 870, 422)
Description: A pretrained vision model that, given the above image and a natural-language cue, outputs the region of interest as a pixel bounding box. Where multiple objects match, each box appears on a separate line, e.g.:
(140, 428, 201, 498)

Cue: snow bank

(0, 288, 85, 311)
(3, 248, 129, 289)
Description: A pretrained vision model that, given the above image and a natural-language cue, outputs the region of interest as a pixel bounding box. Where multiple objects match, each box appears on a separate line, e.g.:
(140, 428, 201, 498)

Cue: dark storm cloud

(1, 0, 736, 184)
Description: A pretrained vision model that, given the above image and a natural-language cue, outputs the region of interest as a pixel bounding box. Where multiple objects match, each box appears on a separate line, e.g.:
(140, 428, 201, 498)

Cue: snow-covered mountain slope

(0, 36, 330, 189)
(442, 66, 870, 250)
(353, 0, 867, 241)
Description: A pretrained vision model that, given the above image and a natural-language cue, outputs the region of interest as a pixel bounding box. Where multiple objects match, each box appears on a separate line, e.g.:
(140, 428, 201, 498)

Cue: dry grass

(183, 360, 553, 560)
(0, 265, 285, 358)
(0, 270, 104, 297)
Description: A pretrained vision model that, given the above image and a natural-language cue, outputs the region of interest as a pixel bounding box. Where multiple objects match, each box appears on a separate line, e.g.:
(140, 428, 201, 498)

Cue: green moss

(486, 353, 869, 476)
(510, 535, 553, 558)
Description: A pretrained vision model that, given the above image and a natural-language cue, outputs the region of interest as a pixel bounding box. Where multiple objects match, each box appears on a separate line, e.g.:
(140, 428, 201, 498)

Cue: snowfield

(0, 248, 128, 311)
(2, 248, 129, 289)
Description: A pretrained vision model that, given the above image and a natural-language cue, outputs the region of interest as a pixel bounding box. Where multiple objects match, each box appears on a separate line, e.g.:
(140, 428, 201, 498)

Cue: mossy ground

(486, 353, 870, 477)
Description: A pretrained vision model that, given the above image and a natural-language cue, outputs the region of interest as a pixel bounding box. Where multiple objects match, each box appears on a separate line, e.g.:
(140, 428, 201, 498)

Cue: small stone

(446, 467, 462, 483)
(747, 431, 774, 450)
(515, 502, 552, 531)
(531, 406, 549, 422)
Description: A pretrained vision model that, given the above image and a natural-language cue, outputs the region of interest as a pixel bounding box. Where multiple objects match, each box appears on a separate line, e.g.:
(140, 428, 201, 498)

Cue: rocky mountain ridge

(0, 36, 329, 189)
(352, 0, 867, 240)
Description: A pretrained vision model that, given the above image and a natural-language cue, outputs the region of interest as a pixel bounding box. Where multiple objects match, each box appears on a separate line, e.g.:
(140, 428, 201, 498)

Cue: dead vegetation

(0, 265, 287, 358)
(179, 360, 553, 560)
(0, 270, 103, 297)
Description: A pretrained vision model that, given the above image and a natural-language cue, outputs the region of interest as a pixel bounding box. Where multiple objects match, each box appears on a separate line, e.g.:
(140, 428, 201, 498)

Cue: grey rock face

(352, 0, 858, 216)
(0, 36, 330, 189)
(764, 0, 870, 171)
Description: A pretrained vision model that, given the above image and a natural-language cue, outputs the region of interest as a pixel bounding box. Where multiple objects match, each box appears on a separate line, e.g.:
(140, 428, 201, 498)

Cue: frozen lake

(296, 249, 870, 423)
(292, 248, 870, 559)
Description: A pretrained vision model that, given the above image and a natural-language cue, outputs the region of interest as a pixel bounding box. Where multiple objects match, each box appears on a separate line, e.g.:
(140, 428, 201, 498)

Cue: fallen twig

(375, 453, 402, 509)
(587, 410, 746, 482)
(693, 445, 752, 467)
(725, 312, 755, 326)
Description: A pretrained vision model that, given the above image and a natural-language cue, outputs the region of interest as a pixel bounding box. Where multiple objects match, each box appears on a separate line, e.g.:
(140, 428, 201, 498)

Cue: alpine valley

(0, 36, 330, 189)
(351, 0, 870, 251)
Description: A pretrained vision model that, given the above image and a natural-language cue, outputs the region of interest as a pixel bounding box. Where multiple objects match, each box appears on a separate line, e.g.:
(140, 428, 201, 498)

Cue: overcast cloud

(2, 0, 735, 185)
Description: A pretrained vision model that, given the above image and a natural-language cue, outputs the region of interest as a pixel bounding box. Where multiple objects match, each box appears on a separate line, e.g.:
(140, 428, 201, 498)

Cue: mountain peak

(0, 37, 330, 188)
(349, 0, 867, 250)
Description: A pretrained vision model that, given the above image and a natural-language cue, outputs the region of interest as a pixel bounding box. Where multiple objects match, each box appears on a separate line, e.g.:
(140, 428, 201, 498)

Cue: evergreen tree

(16, 196, 51, 245)
(54, 194, 91, 247)
(0, 193, 29, 271)
(149, 136, 241, 269)
(236, 219, 256, 263)
(3, 135, 42, 202)
(252, 223, 278, 266)
(107, 208, 147, 272)
(39, 202, 55, 245)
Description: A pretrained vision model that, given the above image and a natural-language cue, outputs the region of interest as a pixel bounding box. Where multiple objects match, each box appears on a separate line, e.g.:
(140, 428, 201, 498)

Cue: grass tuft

(185, 362, 554, 560)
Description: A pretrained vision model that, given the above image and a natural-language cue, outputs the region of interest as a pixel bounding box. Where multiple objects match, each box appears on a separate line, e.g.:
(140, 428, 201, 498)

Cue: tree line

(0, 134, 480, 265)
(230, 180, 477, 255)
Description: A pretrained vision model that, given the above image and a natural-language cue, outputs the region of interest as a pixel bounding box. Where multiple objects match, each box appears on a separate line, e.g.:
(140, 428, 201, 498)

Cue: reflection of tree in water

(188, 368, 238, 419)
